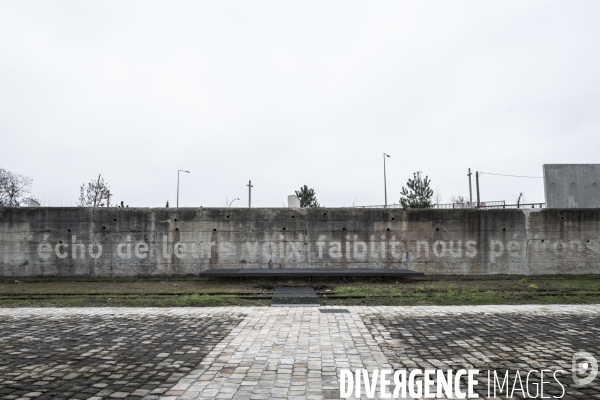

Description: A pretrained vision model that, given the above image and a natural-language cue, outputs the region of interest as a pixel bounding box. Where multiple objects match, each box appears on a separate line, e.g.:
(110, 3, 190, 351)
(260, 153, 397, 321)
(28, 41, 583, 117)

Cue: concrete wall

(544, 164, 600, 208)
(1, 207, 600, 276)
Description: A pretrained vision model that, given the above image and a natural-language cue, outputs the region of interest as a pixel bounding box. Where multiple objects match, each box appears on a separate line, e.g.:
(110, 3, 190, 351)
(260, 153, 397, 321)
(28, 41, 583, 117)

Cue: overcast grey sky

(1, 1, 599, 208)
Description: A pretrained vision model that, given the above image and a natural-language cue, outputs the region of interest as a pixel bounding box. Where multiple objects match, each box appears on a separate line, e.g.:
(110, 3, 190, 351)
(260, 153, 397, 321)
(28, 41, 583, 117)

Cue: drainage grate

(271, 287, 320, 307)
(319, 309, 350, 314)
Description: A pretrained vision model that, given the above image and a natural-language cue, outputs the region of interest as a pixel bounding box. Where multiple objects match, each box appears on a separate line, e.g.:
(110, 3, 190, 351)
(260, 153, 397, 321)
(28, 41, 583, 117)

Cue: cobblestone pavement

(1, 305, 600, 400)
(0, 310, 245, 400)
(364, 308, 600, 400)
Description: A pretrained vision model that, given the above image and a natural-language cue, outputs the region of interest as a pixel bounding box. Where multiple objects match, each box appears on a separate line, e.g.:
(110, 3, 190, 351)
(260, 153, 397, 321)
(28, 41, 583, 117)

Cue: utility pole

(177, 170, 190, 208)
(247, 180, 253, 208)
(383, 153, 390, 208)
(468, 168, 473, 208)
(476, 171, 480, 208)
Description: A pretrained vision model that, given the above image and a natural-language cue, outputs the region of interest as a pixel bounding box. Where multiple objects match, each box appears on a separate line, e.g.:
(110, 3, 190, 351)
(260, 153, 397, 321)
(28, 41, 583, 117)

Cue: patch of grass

(2, 274, 600, 307)
(175, 294, 237, 306)
(322, 275, 600, 306)
(0, 294, 270, 308)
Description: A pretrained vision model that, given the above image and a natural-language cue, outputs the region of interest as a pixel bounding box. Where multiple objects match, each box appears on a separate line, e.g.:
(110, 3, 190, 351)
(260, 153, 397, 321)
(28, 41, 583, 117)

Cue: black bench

(199, 268, 424, 277)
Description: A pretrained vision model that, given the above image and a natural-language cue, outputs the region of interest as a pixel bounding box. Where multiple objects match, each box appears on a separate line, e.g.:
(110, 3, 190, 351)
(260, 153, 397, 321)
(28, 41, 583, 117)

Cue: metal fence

(437, 200, 509, 209)
(353, 204, 405, 209)
(354, 201, 545, 209)
(482, 202, 545, 209)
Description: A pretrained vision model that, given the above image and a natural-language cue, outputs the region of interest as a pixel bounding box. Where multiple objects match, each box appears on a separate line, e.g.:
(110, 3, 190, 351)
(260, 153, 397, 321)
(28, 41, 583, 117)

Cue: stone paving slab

(0, 312, 245, 400)
(3, 304, 599, 318)
(1, 305, 600, 399)
(363, 308, 600, 399)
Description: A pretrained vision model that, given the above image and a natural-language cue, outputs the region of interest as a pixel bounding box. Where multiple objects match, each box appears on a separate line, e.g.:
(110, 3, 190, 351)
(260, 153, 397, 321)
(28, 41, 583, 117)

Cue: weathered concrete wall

(544, 164, 600, 208)
(1, 207, 600, 276)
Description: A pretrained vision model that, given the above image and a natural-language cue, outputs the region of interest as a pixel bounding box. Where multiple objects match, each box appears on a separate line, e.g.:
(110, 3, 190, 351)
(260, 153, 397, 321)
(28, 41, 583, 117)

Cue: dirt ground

(1, 274, 599, 307)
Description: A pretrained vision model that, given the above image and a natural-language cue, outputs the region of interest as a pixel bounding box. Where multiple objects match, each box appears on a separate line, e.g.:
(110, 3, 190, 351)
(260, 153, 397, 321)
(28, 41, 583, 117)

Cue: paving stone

(0, 312, 244, 399)
(1, 305, 599, 399)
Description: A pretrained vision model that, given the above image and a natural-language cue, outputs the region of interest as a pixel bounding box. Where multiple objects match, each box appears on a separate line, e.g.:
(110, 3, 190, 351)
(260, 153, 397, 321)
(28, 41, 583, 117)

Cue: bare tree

(0, 168, 32, 206)
(450, 195, 470, 208)
(434, 187, 442, 207)
(77, 174, 112, 207)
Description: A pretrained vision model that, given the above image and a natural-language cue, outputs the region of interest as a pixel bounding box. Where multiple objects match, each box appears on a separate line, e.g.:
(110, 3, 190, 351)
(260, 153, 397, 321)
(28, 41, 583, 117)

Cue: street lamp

(177, 170, 190, 208)
(383, 153, 390, 208)
(229, 198, 239, 207)
(247, 180, 253, 208)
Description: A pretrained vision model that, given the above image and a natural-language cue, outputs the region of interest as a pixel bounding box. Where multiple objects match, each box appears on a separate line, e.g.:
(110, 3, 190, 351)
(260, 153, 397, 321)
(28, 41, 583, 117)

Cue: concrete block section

(544, 164, 600, 208)
(3, 207, 600, 276)
(287, 195, 300, 208)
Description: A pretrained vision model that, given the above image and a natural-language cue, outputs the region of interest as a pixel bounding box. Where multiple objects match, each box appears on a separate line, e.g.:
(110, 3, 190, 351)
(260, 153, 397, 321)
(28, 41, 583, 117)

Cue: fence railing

(433, 200, 506, 209)
(354, 201, 545, 209)
(482, 203, 545, 209)
(353, 204, 405, 209)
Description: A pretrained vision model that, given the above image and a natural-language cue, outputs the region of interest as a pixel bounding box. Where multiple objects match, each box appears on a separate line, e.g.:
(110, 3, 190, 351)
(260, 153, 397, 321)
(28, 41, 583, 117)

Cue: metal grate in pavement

(271, 287, 320, 307)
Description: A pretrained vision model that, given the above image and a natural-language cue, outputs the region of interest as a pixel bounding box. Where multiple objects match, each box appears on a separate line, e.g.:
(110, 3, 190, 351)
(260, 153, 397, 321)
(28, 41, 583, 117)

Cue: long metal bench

(199, 268, 424, 277)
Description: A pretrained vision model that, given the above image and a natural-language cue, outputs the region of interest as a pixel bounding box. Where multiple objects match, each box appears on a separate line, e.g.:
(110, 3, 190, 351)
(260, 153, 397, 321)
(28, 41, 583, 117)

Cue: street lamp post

(468, 168, 473, 208)
(177, 170, 190, 208)
(383, 153, 390, 208)
(247, 180, 253, 208)
(229, 198, 239, 207)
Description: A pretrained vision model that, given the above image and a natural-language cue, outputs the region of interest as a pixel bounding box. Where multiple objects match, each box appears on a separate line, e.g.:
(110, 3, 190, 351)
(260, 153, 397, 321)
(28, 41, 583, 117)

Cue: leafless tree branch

(77, 174, 111, 207)
(0, 168, 32, 207)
